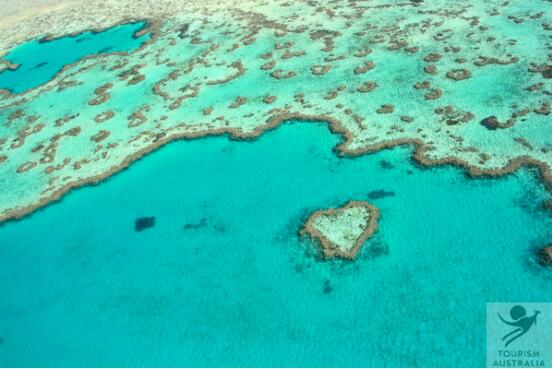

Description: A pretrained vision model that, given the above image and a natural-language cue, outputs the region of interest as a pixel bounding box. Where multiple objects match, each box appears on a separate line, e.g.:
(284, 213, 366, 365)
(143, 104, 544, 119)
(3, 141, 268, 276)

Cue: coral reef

(0, 0, 551, 223)
(301, 201, 380, 259)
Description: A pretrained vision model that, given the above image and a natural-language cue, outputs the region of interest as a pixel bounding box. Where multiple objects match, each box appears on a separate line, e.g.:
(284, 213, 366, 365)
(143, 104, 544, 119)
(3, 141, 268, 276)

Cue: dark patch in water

(525, 243, 552, 278)
(75, 37, 87, 43)
(0, 337, 4, 346)
(368, 189, 395, 199)
(323, 279, 333, 294)
(406, 170, 413, 175)
(183, 218, 207, 230)
(295, 264, 303, 273)
(98, 47, 113, 54)
(213, 224, 226, 233)
(380, 160, 395, 170)
(178, 24, 190, 39)
(135, 216, 156, 231)
(365, 240, 389, 259)
(34, 61, 48, 69)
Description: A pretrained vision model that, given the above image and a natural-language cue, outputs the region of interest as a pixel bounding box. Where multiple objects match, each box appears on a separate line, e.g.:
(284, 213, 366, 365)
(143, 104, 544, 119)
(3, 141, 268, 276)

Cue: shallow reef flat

(0, 0, 551, 222)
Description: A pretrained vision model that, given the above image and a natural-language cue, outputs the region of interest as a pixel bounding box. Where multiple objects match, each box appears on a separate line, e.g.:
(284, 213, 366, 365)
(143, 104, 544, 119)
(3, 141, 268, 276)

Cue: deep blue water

(0, 21, 149, 94)
(0, 121, 551, 367)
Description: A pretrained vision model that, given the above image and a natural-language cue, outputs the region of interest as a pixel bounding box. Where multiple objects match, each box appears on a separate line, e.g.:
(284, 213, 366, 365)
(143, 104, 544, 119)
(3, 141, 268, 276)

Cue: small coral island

(539, 245, 552, 266)
(301, 201, 380, 260)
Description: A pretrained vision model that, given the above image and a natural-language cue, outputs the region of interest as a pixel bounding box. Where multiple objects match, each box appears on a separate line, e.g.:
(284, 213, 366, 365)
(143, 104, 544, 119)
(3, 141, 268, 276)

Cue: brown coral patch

(354, 61, 375, 75)
(474, 56, 519, 66)
(57, 79, 82, 91)
(152, 70, 181, 101)
(91, 130, 111, 143)
(8, 109, 24, 123)
(263, 95, 277, 104)
(414, 81, 431, 89)
(424, 88, 443, 100)
(534, 102, 550, 115)
(281, 50, 306, 59)
(309, 30, 340, 52)
(16, 161, 37, 174)
(446, 68, 472, 81)
(31, 144, 44, 153)
(376, 104, 394, 114)
(128, 74, 145, 85)
(353, 48, 372, 57)
(65, 127, 81, 137)
(480, 116, 516, 130)
(133, 24, 150, 39)
(423, 53, 442, 62)
(229, 96, 247, 109)
(168, 83, 201, 110)
(424, 65, 438, 75)
(324, 55, 345, 63)
(44, 158, 71, 174)
(356, 81, 378, 93)
(526, 83, 544, 92)
(117, 64, 146, 81)
(38, 127, 81, 165)
(324, 90, 339, 100)
(0, 59, 20, 71)
(388, 40, 408, 51)
(514, 138, 533, 151)
(128, 106, 149, 127)
(95, 111, 115, 123)
(88, 83, 113, 106)
(270, 69, 297, 79)
(311, 64, 331, 76)
(435, 105, 474, 125)
(539, 245, 552, 265)
(309, 30, 339, 40)
(260, 61, 276, 70)
(55, 114, 78, 127)
(10, 123, 45, 149)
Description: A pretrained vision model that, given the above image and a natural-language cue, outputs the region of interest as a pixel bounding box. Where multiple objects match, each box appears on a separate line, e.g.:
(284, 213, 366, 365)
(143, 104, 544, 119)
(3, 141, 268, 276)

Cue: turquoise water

(0, 21, 149, 94)
(0, 121, 551, 366)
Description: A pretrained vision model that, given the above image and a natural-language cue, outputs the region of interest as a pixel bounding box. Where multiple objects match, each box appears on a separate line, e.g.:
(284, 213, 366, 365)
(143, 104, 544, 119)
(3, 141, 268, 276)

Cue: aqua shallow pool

(0, 121, 550, 367)
(0, 21, 149, 94)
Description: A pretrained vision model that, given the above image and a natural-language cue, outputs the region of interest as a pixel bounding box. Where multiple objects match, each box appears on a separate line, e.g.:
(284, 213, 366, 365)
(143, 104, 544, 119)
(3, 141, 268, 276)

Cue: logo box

(487, 303, 552, 368)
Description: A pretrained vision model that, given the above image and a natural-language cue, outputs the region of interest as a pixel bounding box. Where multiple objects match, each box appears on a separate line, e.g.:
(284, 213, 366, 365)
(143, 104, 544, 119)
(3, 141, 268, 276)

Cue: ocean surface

(0, 21, 149, 94)
(0, 121, 551, 367)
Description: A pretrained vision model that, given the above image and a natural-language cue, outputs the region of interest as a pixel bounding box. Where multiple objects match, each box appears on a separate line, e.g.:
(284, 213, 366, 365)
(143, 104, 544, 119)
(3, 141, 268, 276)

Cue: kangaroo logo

(498, 305, 540, 347)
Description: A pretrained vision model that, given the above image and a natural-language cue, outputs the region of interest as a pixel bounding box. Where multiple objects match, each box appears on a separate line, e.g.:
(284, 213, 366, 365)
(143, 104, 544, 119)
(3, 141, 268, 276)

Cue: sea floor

(1, 1, 551, 223)
(0, 122, 551, 367)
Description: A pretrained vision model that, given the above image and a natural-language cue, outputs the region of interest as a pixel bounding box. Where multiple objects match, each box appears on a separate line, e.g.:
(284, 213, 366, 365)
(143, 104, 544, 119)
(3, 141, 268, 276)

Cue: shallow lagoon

(0, 121, 551, 366)
(0, 21, 149, 94)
